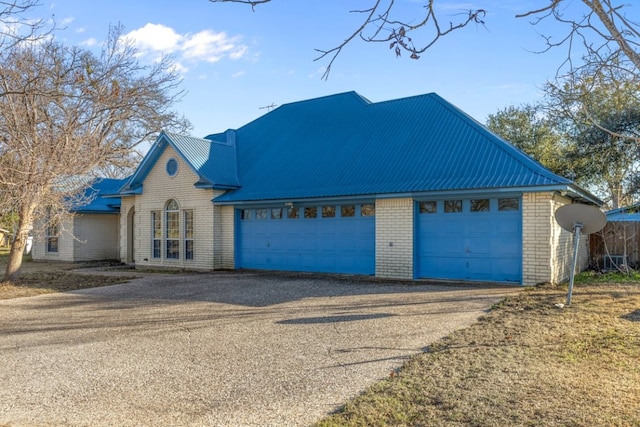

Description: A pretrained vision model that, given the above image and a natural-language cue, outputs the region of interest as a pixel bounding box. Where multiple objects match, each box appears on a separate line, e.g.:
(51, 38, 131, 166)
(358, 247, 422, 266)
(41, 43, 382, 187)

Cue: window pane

(419, 201, 437, 214)
(322, 206, 336, 218)
(361, 204, 375, 216)
(185, 240, 194, 260)
(46, 223, 59, 253)
(256, 209, 267, 220)
(184, 210, 193, 238)
(166, 211, 179, 238)
(471, 199, 490, 212)
(304, 207, 317, 218)
(241, 209, 252, 220)
(166, 240, 179, 259)
(271, 208, 282, 219)
(499, 198, 519, 211)
(287, 207, 299, 219)
(166, 199, 179, 211)
(444, 200, 462, 213)
(47, 237, 58, 253)
(153, 240, 161, 259)
(152, 211, 162, 238)
(341, 205, 355, 217)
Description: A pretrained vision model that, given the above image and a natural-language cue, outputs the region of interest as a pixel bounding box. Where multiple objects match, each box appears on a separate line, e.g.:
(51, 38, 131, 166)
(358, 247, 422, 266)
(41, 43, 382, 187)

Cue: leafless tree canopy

(210, 1, 639, 81)
(0, 0, 51, 51)
(0, 25, 190, 281)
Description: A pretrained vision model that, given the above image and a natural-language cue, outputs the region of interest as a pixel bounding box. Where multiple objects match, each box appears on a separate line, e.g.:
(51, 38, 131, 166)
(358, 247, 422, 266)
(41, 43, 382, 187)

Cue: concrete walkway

(0, 271, 515, 426)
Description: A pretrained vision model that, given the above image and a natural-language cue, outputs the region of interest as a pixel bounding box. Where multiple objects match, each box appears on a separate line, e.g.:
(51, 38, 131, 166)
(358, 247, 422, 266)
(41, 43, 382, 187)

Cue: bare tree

(0, 0, 51, 52)
(0, 25, 190, 281)
(210, 1, 638, 81)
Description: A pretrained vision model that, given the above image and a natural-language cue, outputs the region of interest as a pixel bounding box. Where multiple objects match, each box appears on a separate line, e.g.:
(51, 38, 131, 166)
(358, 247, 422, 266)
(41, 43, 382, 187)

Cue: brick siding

(375, 198, 414, 279)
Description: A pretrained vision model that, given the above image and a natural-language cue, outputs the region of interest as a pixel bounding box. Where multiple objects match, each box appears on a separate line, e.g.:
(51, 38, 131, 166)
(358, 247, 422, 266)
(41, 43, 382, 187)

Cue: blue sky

(41, 0, 576, 138)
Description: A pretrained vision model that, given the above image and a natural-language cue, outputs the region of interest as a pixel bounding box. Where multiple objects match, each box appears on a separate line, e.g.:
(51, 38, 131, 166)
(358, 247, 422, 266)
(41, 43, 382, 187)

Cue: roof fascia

(212, 194, 377, 206)
(212, 184, 602, 206)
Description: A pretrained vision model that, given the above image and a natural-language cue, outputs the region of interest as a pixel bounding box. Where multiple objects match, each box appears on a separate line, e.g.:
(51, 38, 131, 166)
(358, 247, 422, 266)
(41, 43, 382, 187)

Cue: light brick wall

(132, 145, 216, 270)
(219, 205, 235, 269)
(522, 192, 590, 286)
(31, 217, 74, 262)
(375, 198, 414, 279)
(73, 214, 119, 261)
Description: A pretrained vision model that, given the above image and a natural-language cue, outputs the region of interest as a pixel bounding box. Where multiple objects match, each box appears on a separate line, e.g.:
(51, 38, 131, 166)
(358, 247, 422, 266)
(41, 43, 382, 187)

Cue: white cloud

(232, 70, 246, 78)
(59, 17, 75, 27)
(125, 23, 182, 54)
(124, 24, 248, 68)
(80, 37, 98, 47)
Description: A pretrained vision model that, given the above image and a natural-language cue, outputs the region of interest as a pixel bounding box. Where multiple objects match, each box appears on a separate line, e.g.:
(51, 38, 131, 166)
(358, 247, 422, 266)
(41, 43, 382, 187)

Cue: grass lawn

(315, 277, 640, 427)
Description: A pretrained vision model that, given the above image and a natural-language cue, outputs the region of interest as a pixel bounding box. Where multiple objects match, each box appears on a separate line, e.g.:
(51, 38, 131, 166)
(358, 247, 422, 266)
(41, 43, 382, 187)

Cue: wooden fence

(589, 221, 640, 270)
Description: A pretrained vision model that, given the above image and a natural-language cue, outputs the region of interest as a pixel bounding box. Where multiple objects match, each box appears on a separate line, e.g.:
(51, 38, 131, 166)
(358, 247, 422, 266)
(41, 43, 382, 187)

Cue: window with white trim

(184, 209, 194, 260)
(165, 199, 180, 259)
(151, 210, 161, 259)
(46, 223, 59, 253)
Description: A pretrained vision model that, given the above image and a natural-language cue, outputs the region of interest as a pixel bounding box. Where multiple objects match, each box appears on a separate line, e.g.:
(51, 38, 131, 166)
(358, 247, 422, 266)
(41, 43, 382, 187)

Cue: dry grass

(0, 250, 137, 299)
(316, 281, 640, 427)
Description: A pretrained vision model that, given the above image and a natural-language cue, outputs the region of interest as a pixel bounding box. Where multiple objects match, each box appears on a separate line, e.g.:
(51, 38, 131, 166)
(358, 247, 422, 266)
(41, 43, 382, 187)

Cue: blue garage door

(237, 204, 375, 275)
(416, 197, 522, 283)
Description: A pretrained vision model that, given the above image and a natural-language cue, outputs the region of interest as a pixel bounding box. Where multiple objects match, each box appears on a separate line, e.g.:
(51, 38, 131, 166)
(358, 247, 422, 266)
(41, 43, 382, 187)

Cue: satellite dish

(555, 203, 607, 235)
(554, 203, 607, 306)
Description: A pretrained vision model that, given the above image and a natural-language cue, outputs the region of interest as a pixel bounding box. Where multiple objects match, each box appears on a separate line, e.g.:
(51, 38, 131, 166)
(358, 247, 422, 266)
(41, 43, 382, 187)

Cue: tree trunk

(3, 204, 35, 282)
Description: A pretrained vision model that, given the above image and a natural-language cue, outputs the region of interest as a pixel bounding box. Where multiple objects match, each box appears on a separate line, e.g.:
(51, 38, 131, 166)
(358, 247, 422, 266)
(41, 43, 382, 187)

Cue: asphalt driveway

(0, 271, 516, 427)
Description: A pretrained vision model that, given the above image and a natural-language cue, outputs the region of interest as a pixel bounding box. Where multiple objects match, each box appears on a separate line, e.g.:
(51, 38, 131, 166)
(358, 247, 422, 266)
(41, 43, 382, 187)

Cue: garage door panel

(417, 197, 522, 283)
(237, 206, 375, 275)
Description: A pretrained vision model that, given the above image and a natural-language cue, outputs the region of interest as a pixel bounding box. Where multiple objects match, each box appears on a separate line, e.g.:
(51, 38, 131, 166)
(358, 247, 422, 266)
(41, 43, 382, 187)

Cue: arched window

(165, 199, 180, 259)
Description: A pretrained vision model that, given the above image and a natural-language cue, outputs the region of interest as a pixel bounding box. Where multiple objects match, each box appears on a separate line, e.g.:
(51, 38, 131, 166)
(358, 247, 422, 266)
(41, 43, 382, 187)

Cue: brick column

(375, 198, 414, 279)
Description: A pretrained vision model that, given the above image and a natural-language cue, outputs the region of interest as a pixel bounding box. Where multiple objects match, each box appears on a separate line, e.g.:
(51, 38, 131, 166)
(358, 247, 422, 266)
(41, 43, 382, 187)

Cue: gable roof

(211, 91, 598, 204)
(119, 131, 239, 195)
(71, 178, 127, 214)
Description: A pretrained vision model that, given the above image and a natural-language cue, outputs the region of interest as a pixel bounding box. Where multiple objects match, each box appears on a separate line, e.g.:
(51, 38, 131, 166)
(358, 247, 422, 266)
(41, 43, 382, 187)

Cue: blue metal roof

(120, 131, 239, 194)
(606, 204, 640, 221)
(212, 91, 579, 203)
(72, 178, 126, 214)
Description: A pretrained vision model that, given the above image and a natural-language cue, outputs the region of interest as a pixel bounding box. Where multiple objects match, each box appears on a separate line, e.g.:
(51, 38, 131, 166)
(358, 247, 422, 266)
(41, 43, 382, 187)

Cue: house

(0, 228, 10, 247)
(32, 178, 126, 262)
(590, 204, 640, 269)
(33, 91, 602, 285)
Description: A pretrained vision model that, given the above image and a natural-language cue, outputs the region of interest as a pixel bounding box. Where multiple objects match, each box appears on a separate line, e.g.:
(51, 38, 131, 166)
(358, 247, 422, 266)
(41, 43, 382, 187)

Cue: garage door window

(241, 209, 252, 220)
(361, 204, 375, 216)
(471, 199, 490, 212)
(256, 209, 267, 220)
(419, 201, 437, 214)
(341, 205, 355, 217)
(287, 207, 299, 219)
(444, 200, 462, 213)
(271, 208, 283, 219)
(304, 207, 317, 218)
(499, 198, 520, 211)
(322, 206, 336, 218)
